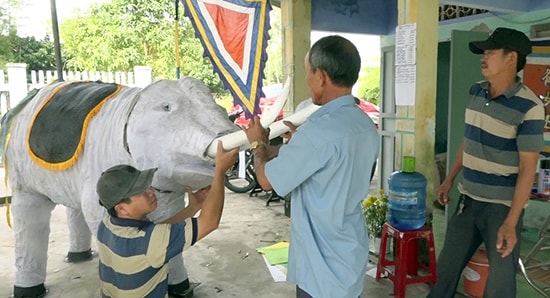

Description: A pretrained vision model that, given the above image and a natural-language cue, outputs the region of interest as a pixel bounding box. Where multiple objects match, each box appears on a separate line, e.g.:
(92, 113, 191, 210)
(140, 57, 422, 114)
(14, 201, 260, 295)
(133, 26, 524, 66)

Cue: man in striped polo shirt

(96, 142, 237, 298)
(428, 27, 545, 298)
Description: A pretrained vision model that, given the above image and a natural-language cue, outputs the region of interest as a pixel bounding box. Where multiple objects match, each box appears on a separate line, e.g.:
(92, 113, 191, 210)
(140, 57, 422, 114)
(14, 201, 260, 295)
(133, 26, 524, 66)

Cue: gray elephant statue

(3, 77, 245, 297)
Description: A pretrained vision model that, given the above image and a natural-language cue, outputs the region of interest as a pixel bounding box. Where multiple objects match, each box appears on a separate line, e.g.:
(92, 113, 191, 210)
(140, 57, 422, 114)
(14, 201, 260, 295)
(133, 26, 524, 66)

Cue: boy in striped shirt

(96, 142, 237, 297)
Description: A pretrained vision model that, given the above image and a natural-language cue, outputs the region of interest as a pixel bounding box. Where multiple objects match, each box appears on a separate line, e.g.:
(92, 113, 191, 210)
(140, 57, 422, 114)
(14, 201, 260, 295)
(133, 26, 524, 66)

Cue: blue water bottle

(387, 156, 427, 230)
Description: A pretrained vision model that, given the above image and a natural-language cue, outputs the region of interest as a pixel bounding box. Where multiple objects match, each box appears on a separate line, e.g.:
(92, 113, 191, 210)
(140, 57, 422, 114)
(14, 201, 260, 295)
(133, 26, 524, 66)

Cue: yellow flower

(361, 189, 389, 238)
(362, 199, 373, 208)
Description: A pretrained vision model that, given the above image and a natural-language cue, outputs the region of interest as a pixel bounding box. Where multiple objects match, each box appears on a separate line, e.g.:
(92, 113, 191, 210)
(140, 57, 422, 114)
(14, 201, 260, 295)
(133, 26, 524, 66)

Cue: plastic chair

(375, 222, 437, 298)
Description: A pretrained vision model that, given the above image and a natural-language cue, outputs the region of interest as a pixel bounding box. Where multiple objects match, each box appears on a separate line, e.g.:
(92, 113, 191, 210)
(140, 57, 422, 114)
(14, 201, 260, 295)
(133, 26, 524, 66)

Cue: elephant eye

(161, 103, 171, 112)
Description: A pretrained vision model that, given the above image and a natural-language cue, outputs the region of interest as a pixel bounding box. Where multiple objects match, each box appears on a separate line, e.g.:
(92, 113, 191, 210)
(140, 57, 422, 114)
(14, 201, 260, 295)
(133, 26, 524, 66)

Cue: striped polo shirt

(97, 216, 197, 298)
(458, 78, 545, 205)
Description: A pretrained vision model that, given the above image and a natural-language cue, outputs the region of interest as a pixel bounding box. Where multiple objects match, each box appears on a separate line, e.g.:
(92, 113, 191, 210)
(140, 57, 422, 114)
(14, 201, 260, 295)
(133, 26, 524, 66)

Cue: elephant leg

(79, 184, 107, 236)
(64, 207, 94, 263)
(168, 254, 189, 284)
(168, 254, 193, 295)
(11, 191, 55, 298)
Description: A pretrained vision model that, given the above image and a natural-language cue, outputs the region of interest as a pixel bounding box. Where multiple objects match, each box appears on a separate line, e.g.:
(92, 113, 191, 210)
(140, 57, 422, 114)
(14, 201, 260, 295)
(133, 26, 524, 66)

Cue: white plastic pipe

(206, 101, 320, 158)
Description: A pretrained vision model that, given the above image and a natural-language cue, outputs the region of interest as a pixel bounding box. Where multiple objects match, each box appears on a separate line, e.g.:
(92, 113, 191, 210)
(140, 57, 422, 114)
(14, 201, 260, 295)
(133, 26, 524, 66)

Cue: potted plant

(362, 189, 389, 254)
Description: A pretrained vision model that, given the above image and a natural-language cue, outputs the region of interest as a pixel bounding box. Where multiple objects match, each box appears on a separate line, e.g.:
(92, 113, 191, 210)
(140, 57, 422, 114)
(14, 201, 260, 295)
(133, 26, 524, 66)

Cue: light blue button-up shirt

(266, 95, 379, 298)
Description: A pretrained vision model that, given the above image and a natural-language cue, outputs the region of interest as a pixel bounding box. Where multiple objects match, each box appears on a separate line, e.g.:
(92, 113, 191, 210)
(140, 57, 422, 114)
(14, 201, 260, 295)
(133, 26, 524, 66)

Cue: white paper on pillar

(395, 65, 416, 106)
(238, 150, 246, 178)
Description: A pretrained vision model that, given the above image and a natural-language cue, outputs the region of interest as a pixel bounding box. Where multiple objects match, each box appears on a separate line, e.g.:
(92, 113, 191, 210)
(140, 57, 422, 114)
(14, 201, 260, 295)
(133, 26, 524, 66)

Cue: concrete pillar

(281, 0, 311, 113)
(396, 0, 439, 218)
(7, 63, 28, 109)
(133, 66, 152, 87)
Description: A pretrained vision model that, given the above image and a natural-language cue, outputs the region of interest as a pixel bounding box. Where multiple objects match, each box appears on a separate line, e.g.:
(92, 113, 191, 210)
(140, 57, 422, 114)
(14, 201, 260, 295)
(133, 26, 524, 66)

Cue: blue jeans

(427, 195, 523, 298)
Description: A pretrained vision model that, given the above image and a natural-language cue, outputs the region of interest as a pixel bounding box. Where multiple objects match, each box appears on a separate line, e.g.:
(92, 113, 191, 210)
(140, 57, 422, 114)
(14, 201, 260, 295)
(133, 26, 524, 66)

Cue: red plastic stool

(375, 222, 437, 298)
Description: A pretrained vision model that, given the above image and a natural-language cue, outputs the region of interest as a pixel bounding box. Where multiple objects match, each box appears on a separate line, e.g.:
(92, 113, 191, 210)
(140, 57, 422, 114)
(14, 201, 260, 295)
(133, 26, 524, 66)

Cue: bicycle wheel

(224, 150, 257, 193)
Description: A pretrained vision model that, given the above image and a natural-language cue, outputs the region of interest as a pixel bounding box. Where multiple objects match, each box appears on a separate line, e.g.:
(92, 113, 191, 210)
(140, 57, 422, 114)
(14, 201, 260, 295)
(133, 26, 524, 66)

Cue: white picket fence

(0, 63, 152, 116)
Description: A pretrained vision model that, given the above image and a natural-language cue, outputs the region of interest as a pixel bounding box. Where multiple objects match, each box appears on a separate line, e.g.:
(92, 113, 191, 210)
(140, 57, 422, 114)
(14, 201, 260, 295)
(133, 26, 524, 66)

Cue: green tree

(0, 0, 20, 35)
(12, 35, 56, 71)
(264, 7, 282, 85)
(356, 65, 380, 105)
(0, 34, 55, 76)
(0, 0, 56, 75)
(0, 30, 16, 68)
(0, 0, 19, 68)
(60, 0, 225, 94)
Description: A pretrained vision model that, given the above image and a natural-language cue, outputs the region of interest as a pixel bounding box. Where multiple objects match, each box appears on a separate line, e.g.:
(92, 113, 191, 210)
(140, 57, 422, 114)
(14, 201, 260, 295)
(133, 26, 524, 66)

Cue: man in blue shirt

(96, 142, 237, 298)
(244, 35, 379, 298)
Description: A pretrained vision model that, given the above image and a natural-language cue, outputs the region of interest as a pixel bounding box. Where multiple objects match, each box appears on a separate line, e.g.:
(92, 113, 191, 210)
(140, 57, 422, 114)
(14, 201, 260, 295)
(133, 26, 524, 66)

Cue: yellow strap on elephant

(4, 129, 12, 229)
(3, 91, 25, 229)
(4, 157, 11, 228)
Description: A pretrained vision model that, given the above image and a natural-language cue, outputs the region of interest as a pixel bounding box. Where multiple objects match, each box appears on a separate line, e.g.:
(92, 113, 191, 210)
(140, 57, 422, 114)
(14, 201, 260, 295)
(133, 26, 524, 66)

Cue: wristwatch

(250, 140, 266, 150)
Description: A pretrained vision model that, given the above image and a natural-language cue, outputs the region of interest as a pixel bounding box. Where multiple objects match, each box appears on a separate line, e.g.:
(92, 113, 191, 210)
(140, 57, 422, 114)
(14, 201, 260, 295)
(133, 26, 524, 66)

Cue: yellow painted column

(396, 0, 438, 219)
(281, 0, 311, 112)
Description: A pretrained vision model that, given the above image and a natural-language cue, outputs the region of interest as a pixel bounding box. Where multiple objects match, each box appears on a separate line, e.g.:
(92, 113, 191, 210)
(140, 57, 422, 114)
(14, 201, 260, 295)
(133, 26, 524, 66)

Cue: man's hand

(214, 141, 239, 174)
(281, 120, 297, 141)
(161, 186, 211, 224)
(243, 116, 269, 144)
(496, 222, 517, 258)
(435, 180, 453, 205)
(186, 186, 210, 214)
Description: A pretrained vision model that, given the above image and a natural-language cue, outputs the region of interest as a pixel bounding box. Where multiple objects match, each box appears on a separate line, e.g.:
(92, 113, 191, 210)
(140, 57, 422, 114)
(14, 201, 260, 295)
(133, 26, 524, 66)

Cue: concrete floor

(1, 164, 547, 298)
(0, 189, 434, 298)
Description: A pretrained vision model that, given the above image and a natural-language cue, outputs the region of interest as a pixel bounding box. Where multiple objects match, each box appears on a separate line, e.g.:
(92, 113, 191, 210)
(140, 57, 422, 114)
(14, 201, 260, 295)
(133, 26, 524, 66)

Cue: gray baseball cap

(97, 164, 157, 209)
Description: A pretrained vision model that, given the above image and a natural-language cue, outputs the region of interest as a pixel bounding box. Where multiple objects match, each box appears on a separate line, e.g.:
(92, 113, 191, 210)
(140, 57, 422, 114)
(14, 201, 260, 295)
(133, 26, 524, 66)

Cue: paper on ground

(256, 241, 289, 265)
(366, 266, 378, 278)
(261, 254, 287, 282)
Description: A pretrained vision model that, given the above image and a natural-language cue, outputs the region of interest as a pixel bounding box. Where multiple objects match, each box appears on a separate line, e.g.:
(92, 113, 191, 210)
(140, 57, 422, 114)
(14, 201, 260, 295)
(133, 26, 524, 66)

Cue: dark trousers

(296, 286, 313, 298)
(427, 195, 523, 298)
(296, 285, 361, 298)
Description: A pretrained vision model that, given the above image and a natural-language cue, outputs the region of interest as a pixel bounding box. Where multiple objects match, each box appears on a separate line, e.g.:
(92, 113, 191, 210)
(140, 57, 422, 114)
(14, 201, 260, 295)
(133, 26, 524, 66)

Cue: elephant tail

(0, 88, 40, 229)
(0, 88, 40, 165)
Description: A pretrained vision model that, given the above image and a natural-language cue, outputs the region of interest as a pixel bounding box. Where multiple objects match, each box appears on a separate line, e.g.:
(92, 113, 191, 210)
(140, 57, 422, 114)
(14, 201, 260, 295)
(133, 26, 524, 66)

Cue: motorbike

(223, 118, 284, 205)
(224, 147, 285, 206)
(224, 148, 258, 193)
(224, 109, 258, 193)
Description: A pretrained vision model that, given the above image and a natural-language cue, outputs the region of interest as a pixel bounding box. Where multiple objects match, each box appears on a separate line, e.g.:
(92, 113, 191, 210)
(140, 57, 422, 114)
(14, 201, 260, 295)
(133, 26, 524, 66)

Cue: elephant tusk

(205, 100, 319, 158)
(259, 76, 290, 128)
(266, 102, 318, 140)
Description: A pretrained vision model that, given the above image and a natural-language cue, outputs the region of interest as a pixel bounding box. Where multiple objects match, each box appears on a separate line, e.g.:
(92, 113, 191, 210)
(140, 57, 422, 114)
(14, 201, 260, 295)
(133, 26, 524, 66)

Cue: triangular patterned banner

(183, 0, 271, 119)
